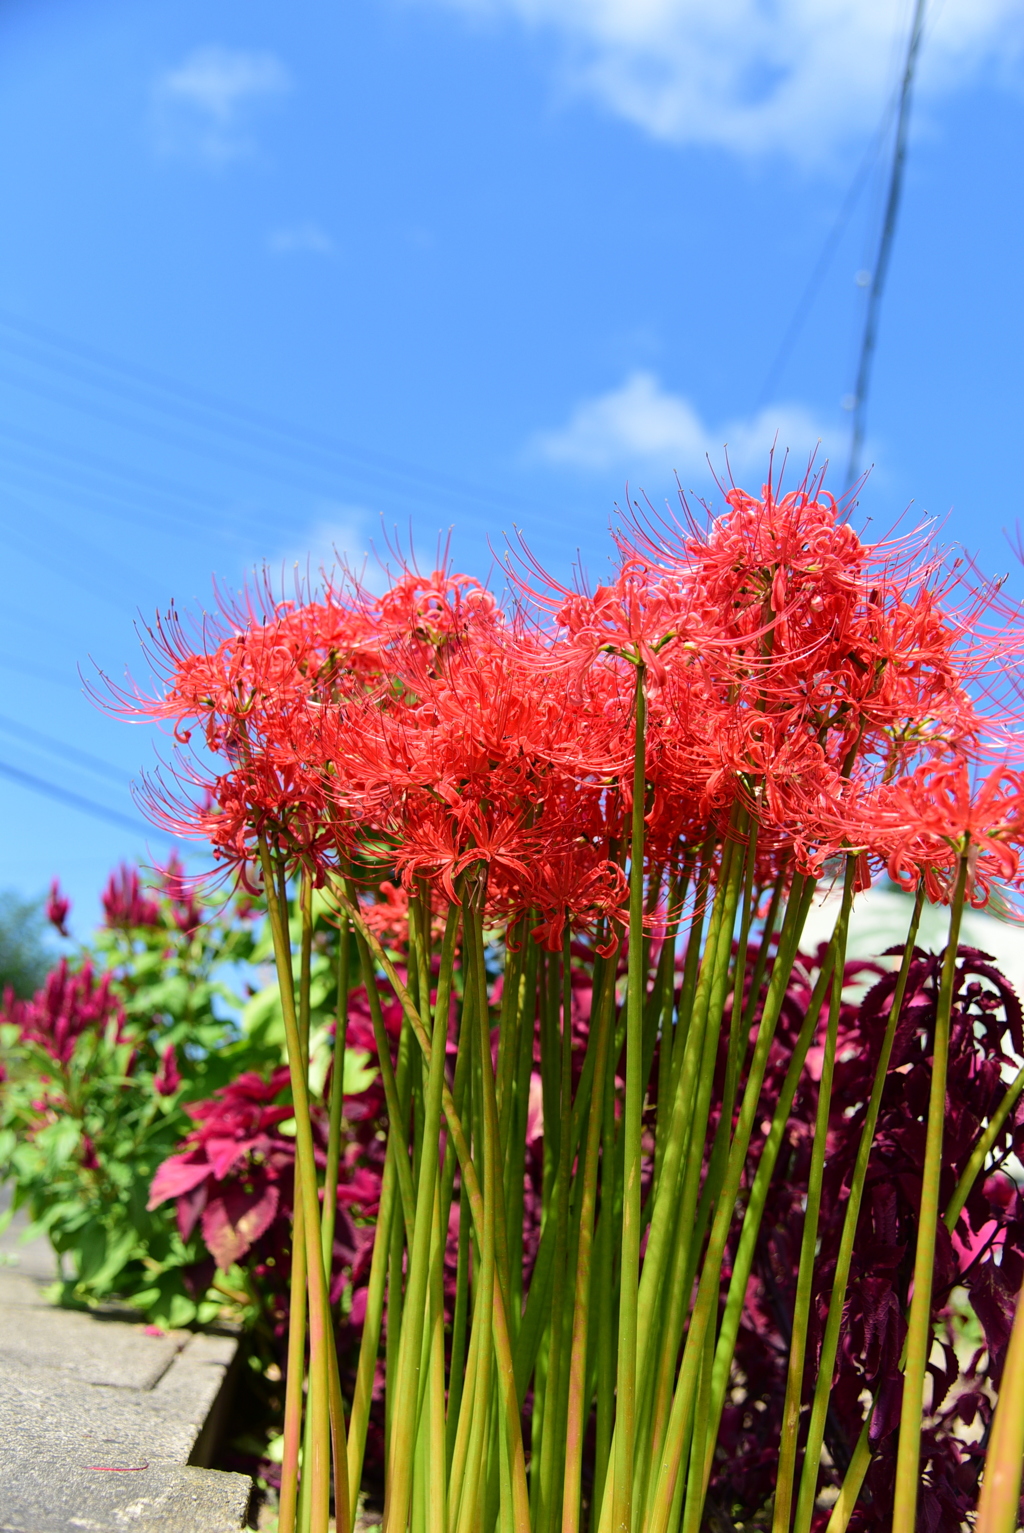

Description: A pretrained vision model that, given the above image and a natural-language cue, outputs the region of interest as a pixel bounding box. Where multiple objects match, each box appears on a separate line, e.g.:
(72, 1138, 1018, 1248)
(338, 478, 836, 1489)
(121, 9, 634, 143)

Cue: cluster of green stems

(256, 675, 1024, 1533)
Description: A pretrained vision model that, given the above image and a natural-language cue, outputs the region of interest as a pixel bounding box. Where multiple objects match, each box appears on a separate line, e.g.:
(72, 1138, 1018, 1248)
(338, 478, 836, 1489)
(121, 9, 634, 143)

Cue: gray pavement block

(0, 1188, 252, 1533)
(0, 1462, 252, 1533)
(0, 1302, 184, 1391)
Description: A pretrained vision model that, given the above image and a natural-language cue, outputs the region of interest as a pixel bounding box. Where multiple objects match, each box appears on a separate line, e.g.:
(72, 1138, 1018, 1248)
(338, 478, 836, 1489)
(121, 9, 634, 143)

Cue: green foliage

(0, 867, 279, 1326)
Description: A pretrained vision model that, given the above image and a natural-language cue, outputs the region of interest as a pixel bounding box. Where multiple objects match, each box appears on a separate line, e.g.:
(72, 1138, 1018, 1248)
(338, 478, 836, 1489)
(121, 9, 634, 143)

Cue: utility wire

(845, 0, 928, 489)
(755, 101, 897, 409)
(0, 309, 539, 523)
(0, 757, 156, 837)
(0, 653, 80, 690)
(0, 360, 498, 534)
(0, 712, 129, 787)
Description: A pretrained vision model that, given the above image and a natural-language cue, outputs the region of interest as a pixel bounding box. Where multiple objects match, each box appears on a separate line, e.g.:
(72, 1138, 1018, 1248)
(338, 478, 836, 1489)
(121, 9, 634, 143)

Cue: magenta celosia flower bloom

(5, 959, 125, 1066)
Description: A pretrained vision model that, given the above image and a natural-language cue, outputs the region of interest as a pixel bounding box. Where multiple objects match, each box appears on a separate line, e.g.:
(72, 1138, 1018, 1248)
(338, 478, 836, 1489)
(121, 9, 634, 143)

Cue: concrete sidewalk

(0, 1193, 252, 1533)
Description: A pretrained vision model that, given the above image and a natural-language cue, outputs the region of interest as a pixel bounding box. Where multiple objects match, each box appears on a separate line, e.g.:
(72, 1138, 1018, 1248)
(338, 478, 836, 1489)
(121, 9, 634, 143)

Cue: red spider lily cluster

(114, 474, 1023, 925)
(109, 470, 1024, 1533)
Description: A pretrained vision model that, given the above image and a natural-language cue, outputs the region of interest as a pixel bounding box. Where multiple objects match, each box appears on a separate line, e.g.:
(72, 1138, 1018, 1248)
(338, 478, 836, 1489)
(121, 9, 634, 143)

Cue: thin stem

(705, 936, 840, 1483)
(774, 860, 856, 1533)
(537, 933, 576, 1533)
(612, 662, 647, 1533)
(945, 1056, 1024, 1232)
(279, 1192, 307, 1533)
(823, 1414, 872, 1533)
(643, 875, 816, 1533)
(561, 955, 616, 1533)
(322, 907, 351, 1267)
(347, 1148, 397, 1523)
(976, 1273, 1024, 1533)
(793, 884, 925, 1533)
(892, 851, 969, 1533)
(259, 836, 337, 1533)
(385, 901, 461, 1533)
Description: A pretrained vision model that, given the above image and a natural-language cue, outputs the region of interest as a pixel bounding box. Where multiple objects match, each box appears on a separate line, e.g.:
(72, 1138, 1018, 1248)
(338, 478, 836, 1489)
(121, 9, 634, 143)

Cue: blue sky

(1, 0, 1023, 932)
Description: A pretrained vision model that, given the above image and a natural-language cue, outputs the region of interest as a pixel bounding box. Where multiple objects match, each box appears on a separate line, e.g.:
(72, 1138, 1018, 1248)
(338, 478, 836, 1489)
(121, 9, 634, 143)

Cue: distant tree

(0, 893, 54, 999)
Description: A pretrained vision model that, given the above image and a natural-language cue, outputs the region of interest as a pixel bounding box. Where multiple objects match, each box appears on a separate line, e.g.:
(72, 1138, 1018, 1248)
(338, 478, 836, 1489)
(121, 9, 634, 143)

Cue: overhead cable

(0, 711, 129, 786)
(845, 0, 929, 488)
(0, 756, 158, 837)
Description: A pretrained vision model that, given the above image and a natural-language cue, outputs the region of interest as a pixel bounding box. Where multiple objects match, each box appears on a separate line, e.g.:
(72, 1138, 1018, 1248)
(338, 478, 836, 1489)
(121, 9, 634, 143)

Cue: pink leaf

(147, 1153, 210, 1210)
(201, 1181, 279, 1271)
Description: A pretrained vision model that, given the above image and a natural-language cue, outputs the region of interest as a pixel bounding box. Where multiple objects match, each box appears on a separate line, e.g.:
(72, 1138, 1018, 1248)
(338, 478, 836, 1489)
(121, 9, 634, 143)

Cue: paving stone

(0, 1462, 252, 1533)
(0, 1190, 252, 1532)
(0, 1303, 184, 1391)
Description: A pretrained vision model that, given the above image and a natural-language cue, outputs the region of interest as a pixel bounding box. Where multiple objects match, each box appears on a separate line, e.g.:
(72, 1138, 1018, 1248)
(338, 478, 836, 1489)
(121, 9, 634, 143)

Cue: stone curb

(0, 1200, 252, 1533)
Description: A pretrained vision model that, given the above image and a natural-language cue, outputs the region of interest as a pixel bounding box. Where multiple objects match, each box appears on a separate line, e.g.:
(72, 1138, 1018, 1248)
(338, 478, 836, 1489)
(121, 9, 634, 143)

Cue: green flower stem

(721, 824, 760, 1126)
(327, 1303, 351, 1533)
(633, 831, 745, 1511)
(702, 938, 841, 1493)
(540, 949, 561, 1223)
(385, 901, 460, 1533)
(384, 1174, 405, 1467)
(823, 1414, 872, 1533)
(321, 906, 351, 1267)
(347, 1146, 397, 1524)
(346, 907, 416, 1244)
(945, 1057, 1024, 1232)
(496, 923, 527, 1158)
(506, 935, 539, 1331)
(652, 872, 687, 1200)
(773, 860, 856, 1533)
(454, 897, 499, 1533)
(592, 967, 622, 1518)
(561, 952, 617, 1533)
(471, 895, 531, 1533)
(279, 1188, 307, 1533)
(423, 1180, 447, 1533)
(341, 891, 528, 1531)
(680, 1298, 717, 1533)
(792, 884, 925, 1533)
(643, 874, 816, 1533)
(448, 1246, 488, 1530)
(612, 661, 648, 1533)
(536, 935, 577, 1533)
(259, 836, 336, 1533)
(670, 835, 716, 1083)
(892, 851, 969, 1533)
(741, 866, 786, 1034)
(976, 1273, 1024, 1533)
(446, 1174, 472, 1472)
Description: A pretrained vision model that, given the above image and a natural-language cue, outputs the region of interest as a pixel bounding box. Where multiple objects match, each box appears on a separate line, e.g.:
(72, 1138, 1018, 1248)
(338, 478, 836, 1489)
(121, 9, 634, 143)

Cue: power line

(0, 358, 498, 534)
(0, 653, 80, 691)
(0, 712, 129, 787)
(846, 0, 928, 488)
(0, 308, 540, 524)
(755, 102, 897, 409)
(0, 756, 157, 837)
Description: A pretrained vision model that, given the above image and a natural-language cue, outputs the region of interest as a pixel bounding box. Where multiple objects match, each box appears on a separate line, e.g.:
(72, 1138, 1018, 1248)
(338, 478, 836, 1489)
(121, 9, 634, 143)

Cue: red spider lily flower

(4, 959, 126, 1066)
(853, 760, 1024, 908)
(45, 878, 70, 937)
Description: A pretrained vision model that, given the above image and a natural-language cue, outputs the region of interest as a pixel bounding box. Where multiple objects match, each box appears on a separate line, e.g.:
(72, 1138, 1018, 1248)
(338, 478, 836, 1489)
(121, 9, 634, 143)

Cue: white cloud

(427, 0, 1024, 162)
(272, 506, 391, 592)
(267, 221, 336, 256)
(532, 370, 842, 483)
(153, 46, 292, 165)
